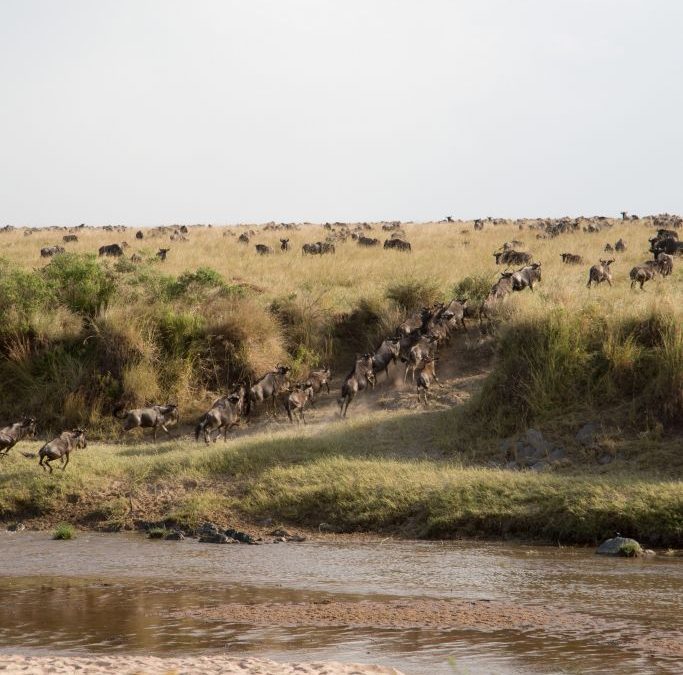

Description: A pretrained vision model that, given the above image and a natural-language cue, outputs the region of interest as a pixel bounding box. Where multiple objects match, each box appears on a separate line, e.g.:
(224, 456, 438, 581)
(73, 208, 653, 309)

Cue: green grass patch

(53, 523, 76, 540)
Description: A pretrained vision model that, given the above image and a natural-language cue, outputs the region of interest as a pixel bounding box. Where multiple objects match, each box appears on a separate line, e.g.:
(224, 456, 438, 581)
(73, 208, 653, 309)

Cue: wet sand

(0, 655, 403, 675)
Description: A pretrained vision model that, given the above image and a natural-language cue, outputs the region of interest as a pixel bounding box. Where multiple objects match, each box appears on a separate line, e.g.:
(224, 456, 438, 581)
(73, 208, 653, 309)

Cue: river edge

(0, 654, 405, 675)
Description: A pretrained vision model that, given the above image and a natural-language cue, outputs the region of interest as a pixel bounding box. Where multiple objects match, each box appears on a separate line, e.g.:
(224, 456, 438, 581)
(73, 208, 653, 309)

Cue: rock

(530, 461, 549, 472)
(596, 536, 644, 557)
(7, 522, 25, 532)
(524, 428, 549, 455)
(515, 444, 545, 466)
(318, 522, 340, 533)
(576, 422, 600, 448)
(199, 532, 234, 544)
(198, 522, 220, 535)
(548, 447, 567, 462)
(499, 437, 516, 457)
(164, 531, 185, 541)
(224, 528, 257, 544)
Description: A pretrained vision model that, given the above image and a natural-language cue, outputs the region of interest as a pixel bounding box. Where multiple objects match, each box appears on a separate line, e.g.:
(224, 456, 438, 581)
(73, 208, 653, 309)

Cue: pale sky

(1, 0, 682, 226)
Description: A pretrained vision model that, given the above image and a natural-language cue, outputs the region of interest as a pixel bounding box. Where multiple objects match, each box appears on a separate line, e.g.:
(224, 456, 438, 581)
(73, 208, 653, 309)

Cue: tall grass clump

(385, 278, 443, 313)
(472, 305, 683, 435)
(453, 274, 493, 305)
(53, 523, 76, 540)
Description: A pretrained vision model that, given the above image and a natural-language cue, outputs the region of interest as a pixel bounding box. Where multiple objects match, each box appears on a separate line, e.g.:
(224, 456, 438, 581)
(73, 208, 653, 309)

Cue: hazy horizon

(2, 1, 682, 226)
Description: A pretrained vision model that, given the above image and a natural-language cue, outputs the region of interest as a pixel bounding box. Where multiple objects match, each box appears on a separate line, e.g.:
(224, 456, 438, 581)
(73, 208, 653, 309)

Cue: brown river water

(0, 532, 681, 674)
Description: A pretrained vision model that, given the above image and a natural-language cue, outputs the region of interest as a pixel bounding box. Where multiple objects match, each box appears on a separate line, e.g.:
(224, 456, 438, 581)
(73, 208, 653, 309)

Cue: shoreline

(0, 654, 405, 675)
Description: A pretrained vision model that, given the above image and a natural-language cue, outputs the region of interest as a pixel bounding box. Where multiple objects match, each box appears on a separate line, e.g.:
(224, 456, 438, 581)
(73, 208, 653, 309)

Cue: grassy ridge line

(1, 407, 681, 545)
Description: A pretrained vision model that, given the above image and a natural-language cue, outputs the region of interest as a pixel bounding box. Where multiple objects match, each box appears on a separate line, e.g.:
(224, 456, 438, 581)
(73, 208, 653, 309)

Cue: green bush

(453, 274, 493, 306)
(53, 523, 75, 540)
(0, 261, 55, 335)
(42, 253, 116, 317)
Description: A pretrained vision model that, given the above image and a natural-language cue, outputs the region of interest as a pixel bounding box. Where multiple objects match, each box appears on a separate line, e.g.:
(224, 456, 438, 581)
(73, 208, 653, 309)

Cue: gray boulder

(576, 422, 600, 448)
(596, 536, 644, 557)
(524, 428, 549, 455)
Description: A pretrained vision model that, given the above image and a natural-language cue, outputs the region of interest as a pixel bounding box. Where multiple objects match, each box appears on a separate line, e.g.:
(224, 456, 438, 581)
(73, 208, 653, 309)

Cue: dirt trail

(177, 331, 495, 444)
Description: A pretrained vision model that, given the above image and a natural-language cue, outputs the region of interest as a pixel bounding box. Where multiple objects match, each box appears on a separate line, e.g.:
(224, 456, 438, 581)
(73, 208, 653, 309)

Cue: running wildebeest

(280, 238, 290, 251)
(156, 248, 170, 261)
(255, 244, 274, 255)
(99, 243, 124, 257)
(40, 246, 65, 257)
(38, 429, 87, 473)
(416, 356, 442, 406)
(587, 259, 614, 288)
(114, 404, 179, 440)
(0, 417, 37, 457)
(304, 366, 332, 400)
(195, 386, 247, 443)
(338, 354, 375, 418)
(284, 384, 314, 424)
(404, 334, 439, 383)
(511, 262, 542, 291)
(248, 365, 291, 416)
(653, 252, 674, 277)
(371, 338, 401, 381)
(630, 264, 657, 290)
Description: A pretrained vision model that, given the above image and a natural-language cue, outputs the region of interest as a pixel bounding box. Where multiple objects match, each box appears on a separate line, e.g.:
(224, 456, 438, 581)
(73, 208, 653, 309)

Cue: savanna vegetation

(0, 218, 681, 545)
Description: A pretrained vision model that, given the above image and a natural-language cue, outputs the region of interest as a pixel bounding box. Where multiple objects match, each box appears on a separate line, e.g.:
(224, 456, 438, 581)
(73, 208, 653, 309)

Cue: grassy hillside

(0, 217, 681, 544)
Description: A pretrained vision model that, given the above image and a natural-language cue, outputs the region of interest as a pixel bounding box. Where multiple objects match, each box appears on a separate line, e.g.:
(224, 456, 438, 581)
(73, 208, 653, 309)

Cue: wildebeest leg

(300, 408, 306, 425)
(39, 455, 46, 470)
(607, 278, 612, 287)
(161, 424, 171, 437)
(153, 426, 158, 441)
(61, 453, 69, 471)
(286, 404, 294, 424)
(45, 458, 54, 474)
(325, 382, 330, 394)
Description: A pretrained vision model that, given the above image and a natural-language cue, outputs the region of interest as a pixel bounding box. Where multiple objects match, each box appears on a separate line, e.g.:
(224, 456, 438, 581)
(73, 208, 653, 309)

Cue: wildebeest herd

(3, 217, 679, 474)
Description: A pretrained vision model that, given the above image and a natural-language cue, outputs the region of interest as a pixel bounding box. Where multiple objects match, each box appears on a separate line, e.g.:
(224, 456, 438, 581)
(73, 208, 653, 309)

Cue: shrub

(0, 261, 55, 336)
(42, 253, 116, 317)
(53, 523, 75, 540)
(385, 279, 443, 314)
(453, 274, 493, 306)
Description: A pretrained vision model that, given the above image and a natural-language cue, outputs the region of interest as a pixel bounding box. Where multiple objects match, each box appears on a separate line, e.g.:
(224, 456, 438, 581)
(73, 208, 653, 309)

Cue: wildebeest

(479, 273, 514, 323)
(0, 417, 37, 457)
(560, 253, 583, 264)
(338, 354, 375, 418)
(474, 219, 484, 230)
(416, 357, 442, 406)
(615, 238, 627, 252)
(494, 250, 532, 266)
(114, 404, 179, 440)
(630, 264, 657, 290)
(195, 386, 247, 443)
(604, 243, 614, 252)
(442, 298, 468, 331)
(248, 365, 291, 416)
(587, 259, 614, 288)
(284, 384, 314, 424)
(99, 243, 124, 257)
(280, 238, 290, 251)
(383, 238, 412, 252)
(136, 230, 144, 239)
(156, 248, 170, 261)
(304, 366, 331, 399)
(357, 236, 380, 247)
(255, 244, 274, 255)
(511, 263, 542, 291)
(238, 233, 250, 244)
(404, 334, 439, 383)
(371, 338, 401, 380)
(651, 236, 683, 257)
(38, 429, 87, 473)
(63, 234, 78, 243)
(40, 246, 65, 257)
(130, 253, 143, 263)
(654, 252, 674, 277)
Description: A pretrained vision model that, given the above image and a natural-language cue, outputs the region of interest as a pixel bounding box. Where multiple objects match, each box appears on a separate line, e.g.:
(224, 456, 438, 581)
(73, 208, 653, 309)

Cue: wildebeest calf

(284, 384, 314, 424)
(38, 429, 87, 473)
